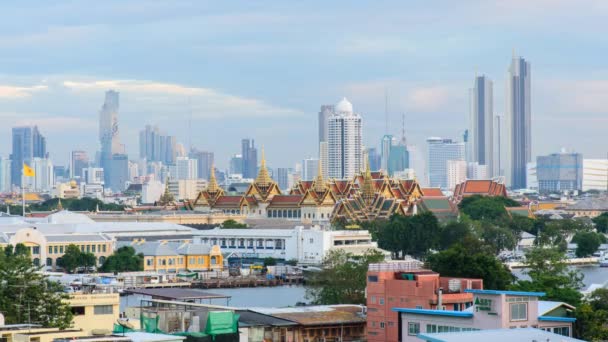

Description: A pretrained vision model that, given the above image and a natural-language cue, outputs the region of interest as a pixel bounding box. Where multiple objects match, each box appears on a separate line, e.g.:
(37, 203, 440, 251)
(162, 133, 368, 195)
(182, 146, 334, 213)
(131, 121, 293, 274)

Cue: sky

(1, 0, 607, 169)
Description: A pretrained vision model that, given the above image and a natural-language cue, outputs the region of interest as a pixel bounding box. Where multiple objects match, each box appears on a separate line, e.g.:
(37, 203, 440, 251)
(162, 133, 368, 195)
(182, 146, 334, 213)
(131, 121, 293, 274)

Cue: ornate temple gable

(244, 147, 282, 202)
(192, 165, 225, 208)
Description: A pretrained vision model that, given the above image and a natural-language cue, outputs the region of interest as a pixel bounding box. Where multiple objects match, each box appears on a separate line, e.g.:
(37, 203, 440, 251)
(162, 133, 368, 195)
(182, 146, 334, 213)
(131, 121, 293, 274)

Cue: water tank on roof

(448, 279, 461, 292)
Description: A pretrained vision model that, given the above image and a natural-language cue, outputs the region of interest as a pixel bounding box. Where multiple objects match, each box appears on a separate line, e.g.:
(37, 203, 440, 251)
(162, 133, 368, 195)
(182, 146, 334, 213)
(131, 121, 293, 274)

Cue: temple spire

(314, 158, 325, 193)
(362, 158, 375, 205)
(208, 164, 219, 192)
(255, 146, 272, 187)
(57, 198, 63, 211)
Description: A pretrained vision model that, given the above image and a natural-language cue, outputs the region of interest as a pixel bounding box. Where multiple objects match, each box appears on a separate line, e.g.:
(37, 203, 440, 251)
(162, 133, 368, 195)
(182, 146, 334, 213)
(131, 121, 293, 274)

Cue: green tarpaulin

(204, 311, 239, 336)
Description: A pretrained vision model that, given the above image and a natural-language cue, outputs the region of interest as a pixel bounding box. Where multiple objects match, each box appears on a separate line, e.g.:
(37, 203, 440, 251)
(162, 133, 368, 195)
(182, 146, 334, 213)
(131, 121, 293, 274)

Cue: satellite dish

(117, 319, 135, 330)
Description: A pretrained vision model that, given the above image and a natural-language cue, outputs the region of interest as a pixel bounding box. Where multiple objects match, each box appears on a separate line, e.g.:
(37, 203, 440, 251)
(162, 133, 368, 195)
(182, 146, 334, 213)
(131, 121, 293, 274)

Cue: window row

(201, 238, 284, 250)
(48, 244, 107, 255)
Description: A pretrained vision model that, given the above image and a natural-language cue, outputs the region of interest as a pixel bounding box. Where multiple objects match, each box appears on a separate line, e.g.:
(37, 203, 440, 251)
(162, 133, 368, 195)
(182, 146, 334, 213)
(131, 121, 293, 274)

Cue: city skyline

(0, 1, 607, 169)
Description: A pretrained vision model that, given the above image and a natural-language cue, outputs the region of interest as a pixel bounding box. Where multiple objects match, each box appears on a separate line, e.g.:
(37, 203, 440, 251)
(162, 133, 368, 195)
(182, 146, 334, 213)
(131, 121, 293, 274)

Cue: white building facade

(447, 160, 467, 191)
(328, 98, 363, 179)
(427, 138, 465, 189)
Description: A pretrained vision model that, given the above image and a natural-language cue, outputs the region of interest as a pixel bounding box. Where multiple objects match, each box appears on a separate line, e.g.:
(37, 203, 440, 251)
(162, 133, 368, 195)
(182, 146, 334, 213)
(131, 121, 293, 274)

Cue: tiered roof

(452, 179, 507, 203)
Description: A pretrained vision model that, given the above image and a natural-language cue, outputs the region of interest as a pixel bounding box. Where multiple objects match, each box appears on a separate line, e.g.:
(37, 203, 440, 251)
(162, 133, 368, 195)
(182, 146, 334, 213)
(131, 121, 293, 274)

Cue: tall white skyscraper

(447, 160, 467, 191)
(469, 75, 494, 176)
(427, 137, 465, 189)
(328, 98, 363, 179)
(506, 56, 531, 189)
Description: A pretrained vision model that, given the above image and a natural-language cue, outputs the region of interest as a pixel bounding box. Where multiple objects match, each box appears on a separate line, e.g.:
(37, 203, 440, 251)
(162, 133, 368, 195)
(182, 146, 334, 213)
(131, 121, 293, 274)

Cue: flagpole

(22, 167, 25, 217)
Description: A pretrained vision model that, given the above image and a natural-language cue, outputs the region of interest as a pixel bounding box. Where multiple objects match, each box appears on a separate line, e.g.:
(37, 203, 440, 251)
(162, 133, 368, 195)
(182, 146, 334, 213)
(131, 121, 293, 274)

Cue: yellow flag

(23, 163, 35, 177)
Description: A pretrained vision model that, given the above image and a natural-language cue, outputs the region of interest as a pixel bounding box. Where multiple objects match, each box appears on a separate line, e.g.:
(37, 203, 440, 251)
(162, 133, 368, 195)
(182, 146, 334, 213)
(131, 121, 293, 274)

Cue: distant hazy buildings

(582, 159, 608, 192)
(70, 150, 89, 181)
(189, 150, 214, 180)
(0, 158, 11, 192)
(11, 126, 47, 187)
(107, 154, 128, 192)
(241, 139, 258, 179)
(139, 125, 177, 165)
(536, 151, 583, 193)
(506, 56, 531, 189)
(302, 158, 319, 181)
(170, 157, 198, 181)
(368, 148, 381, 171)
(328, 98, 363, 179)
(467, 162, 489, 180)
(469, 75, 494, 176)
(27, 157, 54, 192)
(381, 135, 394, 172)
(427, 137, 465, 189)
(276, 167, 290, 190)
(98, 90, 127, 190)
(82, 167, 104, 185)
(229, 154, 243, 176)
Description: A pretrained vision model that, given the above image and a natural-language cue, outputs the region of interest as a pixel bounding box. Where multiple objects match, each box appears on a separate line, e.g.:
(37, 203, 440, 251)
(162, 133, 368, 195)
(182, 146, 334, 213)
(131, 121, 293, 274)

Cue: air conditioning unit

(448, 279, 461, 292)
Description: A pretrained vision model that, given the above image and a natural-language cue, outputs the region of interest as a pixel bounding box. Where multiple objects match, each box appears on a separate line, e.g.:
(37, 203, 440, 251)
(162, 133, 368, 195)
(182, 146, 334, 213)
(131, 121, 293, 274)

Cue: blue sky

(1, 0, 607, 168)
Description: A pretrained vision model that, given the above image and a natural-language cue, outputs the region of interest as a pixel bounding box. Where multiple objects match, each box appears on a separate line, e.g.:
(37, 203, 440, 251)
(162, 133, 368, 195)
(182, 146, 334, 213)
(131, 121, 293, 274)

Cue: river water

(120, 267, 608, 311)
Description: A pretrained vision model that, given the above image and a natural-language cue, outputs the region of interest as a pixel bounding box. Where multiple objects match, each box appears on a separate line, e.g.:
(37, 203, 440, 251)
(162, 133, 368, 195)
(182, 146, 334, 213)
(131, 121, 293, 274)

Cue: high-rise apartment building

(506, 56, 531, 189)
(380, 135, 394, 172)
(11, 126, 47, 187)
(368, 148, 381, 171)
(318, 105, 334, 144)
(302, 158, 319, 181)
(0, 158, 12, 192)
(319, 142, 329, 179)
(447, 160, 467, 191)
(328, 98, 363, 179)
(582, 159, 608, 192)
(70, 150, 89, 181)
(229, 154, 243, 176)
(469, 75, 494, 176)
(276, 167, 290, 190)
(29, 157, 54, 192)
(189, 150, 214, 180)
(427, 137, 465, 189)
(536, 151, 583, 193)
(170, 157, 198, 180)
(241, 139, 258, 179)
(82, 167, 105, 185)
(467, 162, 489, 180)
(107, 154, 128, 192)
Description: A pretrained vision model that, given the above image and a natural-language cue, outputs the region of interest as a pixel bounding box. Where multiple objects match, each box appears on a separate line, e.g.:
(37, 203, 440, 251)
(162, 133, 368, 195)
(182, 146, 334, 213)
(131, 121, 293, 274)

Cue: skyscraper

(241, 139, 257, 179)
(99, 90, 124, 187)
(380, 135, 394, 172)
(367, 148, 381, 171)
(189, 149, 214, 180)
(427, 137, 465, 189)
(229, 154, 243, 175)
(11, 126, 47, 187)
(469, 75, 494, 176)
(302, 158, 320, 181)
(107, 154, 128, 192)
(170, 157, 198, 180)
(276, 167, 290, 190)
(139, 125, 176, 165)
(328, 98, 363, 179)
(506, 56, 531, 189)
(318, 105, 334, 143)
(319, 141, 329, 179)
(29, 157, 54, 192)
(70, 150, 89, 180)
(536, 151, 583, 193)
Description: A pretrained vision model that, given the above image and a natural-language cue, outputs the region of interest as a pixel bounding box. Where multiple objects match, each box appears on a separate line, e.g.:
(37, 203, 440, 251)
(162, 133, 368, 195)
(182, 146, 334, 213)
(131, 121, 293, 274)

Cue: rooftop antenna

(384, 87, 389, 134)
(401, 113, 407, 145)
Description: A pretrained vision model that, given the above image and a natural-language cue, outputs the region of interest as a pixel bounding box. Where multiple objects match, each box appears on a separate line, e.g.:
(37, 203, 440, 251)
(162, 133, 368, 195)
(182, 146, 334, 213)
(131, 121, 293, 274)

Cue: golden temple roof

(207, 164, 221, 193)
(255, 146, 272, 187)
(361, 158, 375, 205)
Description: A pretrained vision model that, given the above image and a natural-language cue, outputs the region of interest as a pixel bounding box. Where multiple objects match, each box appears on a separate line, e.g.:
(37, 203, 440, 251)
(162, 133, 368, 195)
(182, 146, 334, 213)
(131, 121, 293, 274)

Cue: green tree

(572, 231, 603, 257)
(306, 249, 384, 305)
(476, 221, 518, 254)
(574, 289, 608, 340)
(438, 221, 472, 250)
(29, 198, 125, 212)
(458, 195, 520, 221)
(0, 244, 73, 328)
(592, 212, 608, 234)
(58, 244, 96, 273)
(510, 247, 583, 306)
(100, 246, 144, 273)
(378, 212, 440, 259)
(426, 242, 514, 290)
(221, 219, 247, 228)
(263, 257, 277, 266)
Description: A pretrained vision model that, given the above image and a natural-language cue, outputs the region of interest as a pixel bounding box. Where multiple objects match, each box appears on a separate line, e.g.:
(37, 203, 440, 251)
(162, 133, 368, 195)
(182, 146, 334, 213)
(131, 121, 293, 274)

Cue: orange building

(366, 262, 483, 342)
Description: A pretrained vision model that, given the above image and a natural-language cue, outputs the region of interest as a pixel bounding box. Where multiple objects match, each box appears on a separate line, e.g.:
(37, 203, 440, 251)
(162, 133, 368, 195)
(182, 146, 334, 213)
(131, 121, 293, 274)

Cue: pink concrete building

(366, 262, 483, 342)
(395, 289, 576, 341)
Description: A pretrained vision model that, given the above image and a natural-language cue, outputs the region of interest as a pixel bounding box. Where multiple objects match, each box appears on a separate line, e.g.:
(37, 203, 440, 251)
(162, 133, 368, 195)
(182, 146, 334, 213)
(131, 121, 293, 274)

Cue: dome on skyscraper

(335, 97, 353, 114)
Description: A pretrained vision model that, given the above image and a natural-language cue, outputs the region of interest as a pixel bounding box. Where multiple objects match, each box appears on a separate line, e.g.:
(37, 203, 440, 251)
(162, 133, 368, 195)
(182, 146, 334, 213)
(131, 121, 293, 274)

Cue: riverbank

(506, 257, 598, 269)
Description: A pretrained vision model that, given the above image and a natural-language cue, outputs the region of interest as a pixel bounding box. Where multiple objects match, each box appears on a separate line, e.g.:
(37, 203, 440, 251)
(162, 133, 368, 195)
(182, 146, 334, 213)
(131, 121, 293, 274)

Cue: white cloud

(536, 78, 608, 115)
(0, 84, 48, 98)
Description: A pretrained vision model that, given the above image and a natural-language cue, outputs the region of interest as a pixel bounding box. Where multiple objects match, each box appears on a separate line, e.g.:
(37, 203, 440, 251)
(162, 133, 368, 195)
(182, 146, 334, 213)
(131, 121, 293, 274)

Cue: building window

(379, 298, 385, 305)
(102, 245, 106, 252)
(146, 259, 152, 266)
(367, 275, 378, 282)
(309, 238, 314, 244)
(426, 324, 437, 333)
(94, 305, 114, 315)
(553, 327, 570, 336)
(380, 322, 385, 329)
(71, 306, 85, 315)
(408, 322, 420, 336)
(46, 258, 53, 266)
(510, 303, 527, 321)
(32, 246, 40, 255)
(415, 305, 423, 309)
(370, 296, 376, 304)
(48, 246, 53, 254)
(92, 245, 96, 253)
(99, 256, 106, 265)
(59, 245, 64, 253)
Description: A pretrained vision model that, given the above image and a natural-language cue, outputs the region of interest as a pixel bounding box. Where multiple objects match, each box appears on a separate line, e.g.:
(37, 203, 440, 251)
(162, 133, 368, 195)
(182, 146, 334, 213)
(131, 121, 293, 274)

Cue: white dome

(335, 97, 353, 114)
